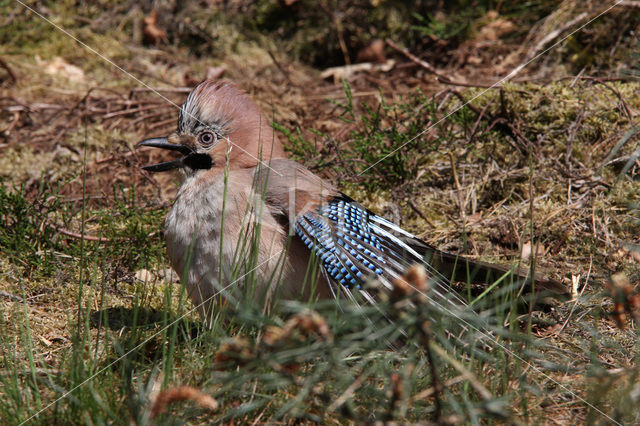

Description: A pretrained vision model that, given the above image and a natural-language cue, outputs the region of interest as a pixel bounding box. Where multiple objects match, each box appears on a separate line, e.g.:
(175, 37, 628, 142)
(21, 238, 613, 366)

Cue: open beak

(136, 137, 213, 172)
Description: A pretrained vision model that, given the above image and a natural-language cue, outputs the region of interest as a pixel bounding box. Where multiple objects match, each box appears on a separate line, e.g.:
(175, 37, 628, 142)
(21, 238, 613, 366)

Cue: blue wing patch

(294, 194, 466, 309)
(295, 195, 415, 290)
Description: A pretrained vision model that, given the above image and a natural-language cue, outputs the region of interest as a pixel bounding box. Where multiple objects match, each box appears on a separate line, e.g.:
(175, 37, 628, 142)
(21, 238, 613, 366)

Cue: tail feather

(417, 243, 570, 300)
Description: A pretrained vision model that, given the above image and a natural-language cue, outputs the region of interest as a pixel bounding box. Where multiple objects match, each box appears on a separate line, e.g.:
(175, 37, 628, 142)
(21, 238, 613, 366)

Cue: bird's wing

(295, 193, 466, 305)
(254, 159, 462, 305)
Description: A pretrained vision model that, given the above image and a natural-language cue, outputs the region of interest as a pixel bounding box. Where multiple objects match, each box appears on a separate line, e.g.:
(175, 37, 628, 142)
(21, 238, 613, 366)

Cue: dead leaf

(618, 245, 640, 263)
(521, 241, 547, 260)
(40, 56, 85, 83)
(183, 72, 200, 87)
(263, 310, 332, 346)
(571, 274, 581, 299)
(206, 65, 227, 81)
(320, 59, 395, 82)
(135, 269, 154, 283)
(215, 337, 253, 366)
(356, 39, 386, 64)
(39, 335, 52, 347)
(477, 12, 516, 42)
(143, 10, 168, 45)
(467, 212, 483, 225)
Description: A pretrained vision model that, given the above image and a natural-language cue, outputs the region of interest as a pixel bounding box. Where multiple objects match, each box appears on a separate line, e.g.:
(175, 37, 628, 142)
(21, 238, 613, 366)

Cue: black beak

(136, 137, 213, 172)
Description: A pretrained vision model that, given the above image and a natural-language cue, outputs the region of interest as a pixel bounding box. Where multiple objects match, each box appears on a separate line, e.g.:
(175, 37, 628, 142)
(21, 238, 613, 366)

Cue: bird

(136, 80, 568, 321)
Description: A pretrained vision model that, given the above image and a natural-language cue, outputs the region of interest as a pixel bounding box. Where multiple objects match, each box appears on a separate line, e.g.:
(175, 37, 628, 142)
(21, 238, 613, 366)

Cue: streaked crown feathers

(177, 80, 286, 164)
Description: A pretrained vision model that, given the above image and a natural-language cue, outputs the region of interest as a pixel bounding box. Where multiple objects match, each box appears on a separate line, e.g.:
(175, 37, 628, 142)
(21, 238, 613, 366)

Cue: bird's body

(164, 162, 333, 318)
(137, 80, 567, 320)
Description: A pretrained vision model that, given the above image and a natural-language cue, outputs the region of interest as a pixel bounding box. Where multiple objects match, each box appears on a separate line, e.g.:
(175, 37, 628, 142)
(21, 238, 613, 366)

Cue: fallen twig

(147, 117, 177, 131)
(385, 38, 444, 78)
(4, 103, 66, 112)
(102, 103, 169, 119)
(555, 258, 591, 336)
(510, 12, 589, 77)
(48, 224, 111, 243)
(0, 291, 23, 302)
(0, 57, 17, 83)
(407, 198, 436, 228)
(385, 38, 498, 88)
(267, 49, 293, 84)
(129, 87, 191, 94)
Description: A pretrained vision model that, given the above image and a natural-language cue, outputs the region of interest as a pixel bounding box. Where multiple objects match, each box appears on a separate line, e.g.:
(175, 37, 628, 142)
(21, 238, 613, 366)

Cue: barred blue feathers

(295, 194, 458, 303)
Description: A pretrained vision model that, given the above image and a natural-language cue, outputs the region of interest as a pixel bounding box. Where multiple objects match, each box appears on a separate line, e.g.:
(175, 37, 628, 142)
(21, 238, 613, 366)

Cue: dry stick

(527, 160, 536, 316)
(2, 111, 21, 135)
(306, 90, 388, 101)
(468, 97, 494, 145)
(128, 87, 192, 94)
(385, 38, 446, 79)
(147, 117, 177, 131)
(48, 224, 111, 243)
(448, 152, 467, 224)
(604, 155, 640, 168)
(506, 121, 535, 151)
(486, 118, 526, 156)
(434, 89, 453, 111)
(565, 108, 585, 167)
(570, 67, 587, 88)
(327, 373, 367, 412)
(0, 291, 24, 302)
(105, 117, 123, 131)
(50, 115, 80, 146)
(102, 103, 170, 119)
(0, 56, 17, 83)
(407, 198, 437, 228)
(510, 12, 589, 77)
(266, 49, 293, 84)
(439, 79, 501, 89)
(447, 90, 483, 116)
(385, 39, 498, 88)
(129, 110, 170, 126)
(4, 103, 66, 112)
(318, 1, 350, 65)
(69, 86, 126, 114)
(93, 149, 140, 165)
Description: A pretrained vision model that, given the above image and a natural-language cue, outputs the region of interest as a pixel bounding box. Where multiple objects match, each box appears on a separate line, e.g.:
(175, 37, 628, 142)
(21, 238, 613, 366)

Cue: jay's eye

(198, 131, 216, 147)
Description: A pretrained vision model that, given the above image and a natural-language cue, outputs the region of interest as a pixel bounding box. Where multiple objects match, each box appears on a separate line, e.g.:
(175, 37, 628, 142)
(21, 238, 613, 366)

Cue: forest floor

(1, 1, 640, 424)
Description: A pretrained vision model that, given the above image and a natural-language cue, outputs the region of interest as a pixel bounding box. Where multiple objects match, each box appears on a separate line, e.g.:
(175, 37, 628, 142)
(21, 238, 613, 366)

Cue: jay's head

(137, 80, 286, 175)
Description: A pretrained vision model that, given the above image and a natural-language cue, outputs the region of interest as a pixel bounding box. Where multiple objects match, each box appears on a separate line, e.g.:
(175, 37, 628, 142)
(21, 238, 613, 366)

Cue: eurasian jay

(137, 80, 567, 320)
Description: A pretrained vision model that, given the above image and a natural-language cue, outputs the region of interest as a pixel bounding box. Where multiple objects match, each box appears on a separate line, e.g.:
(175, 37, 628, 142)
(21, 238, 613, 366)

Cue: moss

(0, 147, 58, 181)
